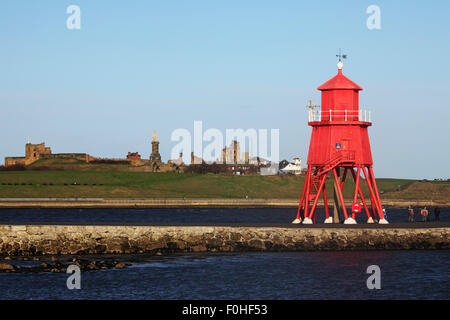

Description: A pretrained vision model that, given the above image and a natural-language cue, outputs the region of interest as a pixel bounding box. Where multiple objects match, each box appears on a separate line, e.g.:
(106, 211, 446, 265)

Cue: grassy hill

(0, 170, 448, 201)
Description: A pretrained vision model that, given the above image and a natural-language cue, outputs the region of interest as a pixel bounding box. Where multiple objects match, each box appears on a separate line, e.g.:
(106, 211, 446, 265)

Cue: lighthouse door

(340, 139, 350, 153)
(341, 139, 355, 160)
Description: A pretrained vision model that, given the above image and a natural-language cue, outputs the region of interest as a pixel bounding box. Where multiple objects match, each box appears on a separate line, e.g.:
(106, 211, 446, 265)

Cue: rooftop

(317, 63, 363, 91)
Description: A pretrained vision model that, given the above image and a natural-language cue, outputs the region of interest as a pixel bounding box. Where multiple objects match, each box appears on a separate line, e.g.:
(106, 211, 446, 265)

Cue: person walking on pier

(420, 207, 429, 222)
(408, 205, 415, 222)
(434, 207, 440, 222)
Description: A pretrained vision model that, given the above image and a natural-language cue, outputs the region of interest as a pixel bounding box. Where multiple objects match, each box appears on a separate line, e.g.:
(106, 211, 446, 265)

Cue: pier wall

(1, 225, 449, 256)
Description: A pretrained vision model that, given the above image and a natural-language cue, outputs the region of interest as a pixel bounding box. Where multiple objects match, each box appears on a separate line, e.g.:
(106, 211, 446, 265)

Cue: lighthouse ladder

(315, 154, 344, 177)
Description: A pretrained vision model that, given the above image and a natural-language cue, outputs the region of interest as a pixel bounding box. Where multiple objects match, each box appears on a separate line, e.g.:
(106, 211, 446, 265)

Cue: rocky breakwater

(0, 256, 130, 274)
(0, 224, 449, 256)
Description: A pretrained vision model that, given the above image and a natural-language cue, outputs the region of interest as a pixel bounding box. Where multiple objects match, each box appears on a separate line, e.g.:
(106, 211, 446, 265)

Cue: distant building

(221, 140, 239, 164)
(280, 157, 302, 175)
(249, 156, 270, 166)
(221, 140, 250, 165)
(190, 152, 204, 165)
(243, 152, 249, 164)
(4, 142, 93, 167)
(126, 152, 141, 160)
(169, 153, 184, 166)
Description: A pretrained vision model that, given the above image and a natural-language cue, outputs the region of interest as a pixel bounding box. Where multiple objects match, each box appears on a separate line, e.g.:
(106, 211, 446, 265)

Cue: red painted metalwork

(322, 186, 330, 219)
(349, 168, 372, 220)
(296, 63, 386, 224)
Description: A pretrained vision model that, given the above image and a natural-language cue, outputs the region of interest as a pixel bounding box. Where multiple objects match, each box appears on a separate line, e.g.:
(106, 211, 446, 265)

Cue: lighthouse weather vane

(336, 48, 347, 62)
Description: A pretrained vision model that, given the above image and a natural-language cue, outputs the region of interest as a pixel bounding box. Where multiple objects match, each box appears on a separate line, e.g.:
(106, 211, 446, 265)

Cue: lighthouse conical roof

(317, 68, 363, 91)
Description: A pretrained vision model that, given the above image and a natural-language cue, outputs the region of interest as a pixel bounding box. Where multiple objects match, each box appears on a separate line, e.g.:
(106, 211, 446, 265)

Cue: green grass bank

(0, 170, 448, 202)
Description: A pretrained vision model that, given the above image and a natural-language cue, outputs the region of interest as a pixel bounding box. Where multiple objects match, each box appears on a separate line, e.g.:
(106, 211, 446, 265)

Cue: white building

(280, 157, 302, 175)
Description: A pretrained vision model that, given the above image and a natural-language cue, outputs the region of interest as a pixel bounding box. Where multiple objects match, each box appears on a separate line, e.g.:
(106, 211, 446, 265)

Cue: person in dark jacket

(434, 207, 441, 221)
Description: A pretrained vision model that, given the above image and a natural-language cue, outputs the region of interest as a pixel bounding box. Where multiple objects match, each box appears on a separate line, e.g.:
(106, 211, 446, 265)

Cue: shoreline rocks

(0, 262, 14, 271)
(0, 258, 131, 274)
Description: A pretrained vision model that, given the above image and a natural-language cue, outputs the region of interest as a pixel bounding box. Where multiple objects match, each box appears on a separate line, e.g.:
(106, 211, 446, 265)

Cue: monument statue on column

(150, 130, 162, 166)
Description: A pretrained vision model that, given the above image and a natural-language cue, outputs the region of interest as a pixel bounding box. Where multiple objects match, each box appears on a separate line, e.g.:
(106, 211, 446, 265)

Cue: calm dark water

(0, 207, 447, 224)
(1, 251, 449, 300)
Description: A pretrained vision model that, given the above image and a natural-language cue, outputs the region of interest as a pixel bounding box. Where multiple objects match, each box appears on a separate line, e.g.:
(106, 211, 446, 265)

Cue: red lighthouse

(293, 59, 388, 225)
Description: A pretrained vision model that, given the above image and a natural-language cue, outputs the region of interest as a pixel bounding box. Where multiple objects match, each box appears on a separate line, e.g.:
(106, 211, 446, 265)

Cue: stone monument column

(150, 130, 162, 163)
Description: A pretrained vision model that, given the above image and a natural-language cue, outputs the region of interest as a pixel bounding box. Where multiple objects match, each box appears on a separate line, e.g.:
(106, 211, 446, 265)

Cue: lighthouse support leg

(302, 168, 313, 224)
(350, 169, 367, 215)
(352, 170, 375, 223)
(369, 167, 384, 217)
(339, 168, 349, 213)
(352, 167, 361, 220)
(295, 168, 310, 221)
(362, 167, 384, 221)
(332, 168, 349, 220)
(366, 166, 383, 218)
(308, 174, 327, 220)
(332, 177, 341, 223)
(368, 166, 387, 223)
(340, 168, 348, 190)
(350, 168, 372, 221)
(323, 184, 331, 223)
(359, 187, 372, 221)
(368, 190, 377, 220)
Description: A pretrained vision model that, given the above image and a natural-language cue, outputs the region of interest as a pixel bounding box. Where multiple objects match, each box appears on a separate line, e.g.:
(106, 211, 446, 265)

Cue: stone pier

(1, 224, 449, 256)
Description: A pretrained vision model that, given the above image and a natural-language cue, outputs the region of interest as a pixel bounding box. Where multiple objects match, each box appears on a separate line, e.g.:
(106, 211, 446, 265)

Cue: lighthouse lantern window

(336, 143, 341, 149)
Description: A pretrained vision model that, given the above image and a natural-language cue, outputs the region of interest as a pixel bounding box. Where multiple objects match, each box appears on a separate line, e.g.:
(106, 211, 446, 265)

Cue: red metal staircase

(307, 154, 344, 202)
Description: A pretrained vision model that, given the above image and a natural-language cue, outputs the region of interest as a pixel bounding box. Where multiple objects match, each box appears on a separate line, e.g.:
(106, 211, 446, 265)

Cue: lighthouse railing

(308, 108, 372, 122)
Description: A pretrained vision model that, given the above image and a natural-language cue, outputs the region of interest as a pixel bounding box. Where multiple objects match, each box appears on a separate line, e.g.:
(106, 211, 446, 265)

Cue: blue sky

(0, 0, 449, 179)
